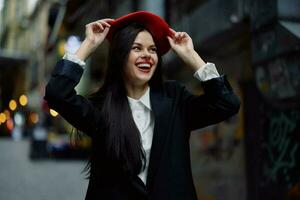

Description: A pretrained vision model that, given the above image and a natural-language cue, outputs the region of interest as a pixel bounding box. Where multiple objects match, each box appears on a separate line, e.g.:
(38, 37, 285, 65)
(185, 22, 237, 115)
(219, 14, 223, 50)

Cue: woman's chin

(128, 75, 151, 86)
(135, 78, 151, 85)
(134, 71, 153, 83)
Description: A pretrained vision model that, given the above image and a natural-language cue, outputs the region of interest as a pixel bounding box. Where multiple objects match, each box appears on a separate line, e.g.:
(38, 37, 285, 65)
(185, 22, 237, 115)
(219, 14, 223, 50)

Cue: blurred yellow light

(30, 113, 39, 124)
(4, 110, 10, 119)
(19, 95, 28, 106)
(49, 109, 58, 117)
(0, 113, 6, 123)
(9, 100, 17, 111)
(58, 40, 66, 56)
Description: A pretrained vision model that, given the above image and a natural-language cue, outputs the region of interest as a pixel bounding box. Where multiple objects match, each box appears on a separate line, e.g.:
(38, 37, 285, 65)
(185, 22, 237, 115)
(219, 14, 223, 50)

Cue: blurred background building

(0, 0, 299, 200)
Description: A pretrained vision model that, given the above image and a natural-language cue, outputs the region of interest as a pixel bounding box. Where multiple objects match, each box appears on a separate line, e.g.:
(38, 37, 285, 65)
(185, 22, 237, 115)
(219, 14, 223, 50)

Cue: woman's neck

(125, 82, 149, 100)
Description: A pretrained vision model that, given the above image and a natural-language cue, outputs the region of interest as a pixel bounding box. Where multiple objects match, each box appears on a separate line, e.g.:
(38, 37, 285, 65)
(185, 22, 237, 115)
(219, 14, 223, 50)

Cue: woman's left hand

(167, 28, 194, 56)
(167, 29, 206, 71)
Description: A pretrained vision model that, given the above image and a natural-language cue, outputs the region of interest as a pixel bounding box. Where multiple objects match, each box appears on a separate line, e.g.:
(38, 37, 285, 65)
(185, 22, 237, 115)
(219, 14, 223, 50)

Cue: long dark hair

(87, 23, 163, 176)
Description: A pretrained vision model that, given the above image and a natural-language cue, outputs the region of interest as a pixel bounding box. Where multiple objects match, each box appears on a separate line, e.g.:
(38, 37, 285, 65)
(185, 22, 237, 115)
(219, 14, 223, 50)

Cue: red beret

(107, 11, 173, 55)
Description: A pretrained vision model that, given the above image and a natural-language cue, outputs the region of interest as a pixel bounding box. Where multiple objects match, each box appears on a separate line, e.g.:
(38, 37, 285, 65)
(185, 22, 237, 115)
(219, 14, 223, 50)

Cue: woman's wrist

(182, 49, 206, 71)
(75, 39, 96, 61)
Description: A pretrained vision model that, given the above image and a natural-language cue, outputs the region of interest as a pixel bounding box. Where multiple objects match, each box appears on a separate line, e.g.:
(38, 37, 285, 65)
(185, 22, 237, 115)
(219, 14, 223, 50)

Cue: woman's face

(124, 30, 158, 86)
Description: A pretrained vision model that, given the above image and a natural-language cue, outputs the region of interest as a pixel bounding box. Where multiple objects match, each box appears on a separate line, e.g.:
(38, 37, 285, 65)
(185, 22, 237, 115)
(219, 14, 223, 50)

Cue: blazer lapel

(146, 87, 172, 188)
(129, 175, 148, 197)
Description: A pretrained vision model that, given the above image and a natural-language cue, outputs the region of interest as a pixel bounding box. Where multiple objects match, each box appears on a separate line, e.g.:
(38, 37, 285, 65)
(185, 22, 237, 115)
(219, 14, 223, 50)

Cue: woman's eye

(149, 48, 157, 53)
(132, 46, 140, 51)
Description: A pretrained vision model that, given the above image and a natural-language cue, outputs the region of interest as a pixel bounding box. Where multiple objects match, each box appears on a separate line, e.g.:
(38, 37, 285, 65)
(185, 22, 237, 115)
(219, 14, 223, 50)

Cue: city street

(1, 0, 299, 199)
(0, 138, 88, 200)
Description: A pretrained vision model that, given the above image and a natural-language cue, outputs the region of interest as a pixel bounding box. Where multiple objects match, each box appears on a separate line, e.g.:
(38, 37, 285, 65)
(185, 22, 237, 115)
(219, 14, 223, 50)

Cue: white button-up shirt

(64, 53, 220, 184)
(127, 88, 154, 184)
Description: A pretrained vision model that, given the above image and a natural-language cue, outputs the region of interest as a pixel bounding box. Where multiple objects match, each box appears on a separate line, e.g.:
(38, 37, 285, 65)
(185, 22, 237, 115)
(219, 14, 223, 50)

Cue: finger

(101, 21, 111, 28)
(85, 22, 93, 28)
(101, 18, 115, 22)
(90, 23, 102, 33)
(182, 32, 188, 38)
(96, 18, 114, 23)
(169, 28, 176, 34)
(176, 32, 182, 39)
(167, 36, 175, 47)
(97, 19, 112, 26)
(174, 33, 183, 43)
(103, 27, 110, 35)
(87, 18, 114, 26)
(86, 23, 96, 34)
(174, 32, 181, 38)
(99, 18, 115, 26)
(177, 32, 185, 38)
(178, 32, 186, 39)
(96, 22, 104, 31)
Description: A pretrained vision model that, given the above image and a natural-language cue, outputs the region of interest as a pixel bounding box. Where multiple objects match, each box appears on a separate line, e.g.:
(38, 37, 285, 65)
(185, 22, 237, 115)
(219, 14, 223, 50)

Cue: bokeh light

(49, 109, 58, 117)
(29, 112, 39, 124)
(19, 95, 28, 106)
(4, 109, 10, 119)
(0, 112, 6, 123)
(9, 100, 17, 111)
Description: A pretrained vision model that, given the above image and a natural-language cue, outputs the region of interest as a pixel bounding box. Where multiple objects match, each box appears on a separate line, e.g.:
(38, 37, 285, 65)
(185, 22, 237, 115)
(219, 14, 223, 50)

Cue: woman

(44, 11, 240, 200)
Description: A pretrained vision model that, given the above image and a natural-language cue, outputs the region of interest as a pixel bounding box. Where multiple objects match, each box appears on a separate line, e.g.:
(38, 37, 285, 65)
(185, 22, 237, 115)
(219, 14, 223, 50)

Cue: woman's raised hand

(167, 28, 194, 55)
(85, 18, 114, 46)
(167, 28, 206, 71)
(75, 18, 115, 61)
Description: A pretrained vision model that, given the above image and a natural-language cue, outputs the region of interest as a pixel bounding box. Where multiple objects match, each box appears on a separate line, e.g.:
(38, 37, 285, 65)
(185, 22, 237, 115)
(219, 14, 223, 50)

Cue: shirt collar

(127, 87, 152, 111)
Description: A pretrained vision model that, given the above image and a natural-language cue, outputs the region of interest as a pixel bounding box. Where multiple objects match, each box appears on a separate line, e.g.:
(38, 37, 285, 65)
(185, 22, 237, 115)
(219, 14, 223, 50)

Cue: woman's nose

(141, 51, 151, 59)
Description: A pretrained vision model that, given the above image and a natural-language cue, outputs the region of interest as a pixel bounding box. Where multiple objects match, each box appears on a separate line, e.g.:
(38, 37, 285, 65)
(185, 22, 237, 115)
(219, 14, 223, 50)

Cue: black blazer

(44, 59, 240, 200)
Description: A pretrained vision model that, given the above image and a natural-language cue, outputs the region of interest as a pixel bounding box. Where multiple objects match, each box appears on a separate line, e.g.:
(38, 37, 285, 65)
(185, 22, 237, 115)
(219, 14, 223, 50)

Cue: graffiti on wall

(262, 111, 300, 187)
(258, 109, 300, 200)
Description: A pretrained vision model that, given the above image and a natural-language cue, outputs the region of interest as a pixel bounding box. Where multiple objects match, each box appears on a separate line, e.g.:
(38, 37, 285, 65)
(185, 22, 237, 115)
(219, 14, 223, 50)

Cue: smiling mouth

(136, 63, 151, 73)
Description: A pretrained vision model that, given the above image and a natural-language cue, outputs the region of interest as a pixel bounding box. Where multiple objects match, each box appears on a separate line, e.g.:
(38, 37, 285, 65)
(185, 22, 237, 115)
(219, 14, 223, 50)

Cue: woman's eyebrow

(133, 42, 156, 47)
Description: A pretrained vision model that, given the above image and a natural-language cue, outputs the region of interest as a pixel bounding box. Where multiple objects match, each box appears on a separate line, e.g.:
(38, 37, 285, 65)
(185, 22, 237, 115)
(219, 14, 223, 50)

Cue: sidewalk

(0, 138, 88, 200)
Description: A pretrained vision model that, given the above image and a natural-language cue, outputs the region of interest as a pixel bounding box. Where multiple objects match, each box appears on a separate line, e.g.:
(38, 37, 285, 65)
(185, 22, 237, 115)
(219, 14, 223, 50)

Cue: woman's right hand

(75, 18, 115, 61)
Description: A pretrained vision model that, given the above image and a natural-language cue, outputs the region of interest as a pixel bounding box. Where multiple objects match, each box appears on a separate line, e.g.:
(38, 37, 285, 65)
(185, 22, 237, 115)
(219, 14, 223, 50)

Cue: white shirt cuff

(63, 53, 86, 68)
(193, 62, 220, 81)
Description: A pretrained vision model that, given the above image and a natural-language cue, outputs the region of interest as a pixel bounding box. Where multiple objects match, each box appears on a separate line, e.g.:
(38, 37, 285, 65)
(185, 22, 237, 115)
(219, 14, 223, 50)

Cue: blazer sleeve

(44, 59, 101, 136)
(181, 75, 240, 132)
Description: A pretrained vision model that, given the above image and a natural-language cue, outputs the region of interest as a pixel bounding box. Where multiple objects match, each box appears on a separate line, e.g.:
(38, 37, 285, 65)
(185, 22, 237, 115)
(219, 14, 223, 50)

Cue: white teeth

(137, 63, 150, 68)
